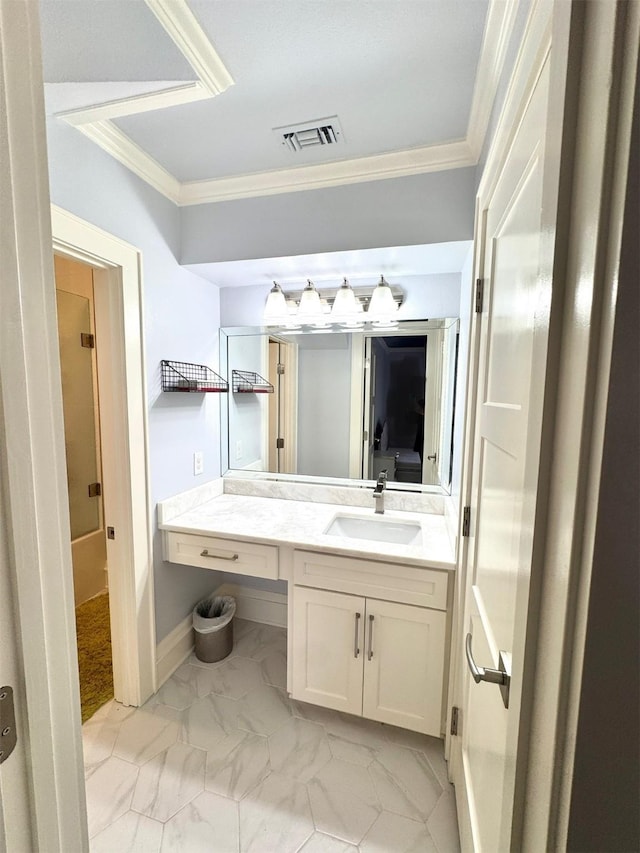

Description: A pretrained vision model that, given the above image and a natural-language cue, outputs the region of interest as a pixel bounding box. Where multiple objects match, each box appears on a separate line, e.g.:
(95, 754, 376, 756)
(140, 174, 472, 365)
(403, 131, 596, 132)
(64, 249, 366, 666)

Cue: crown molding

(56, 0, 512, 205)
(466, 0, 519, 160)
(76, 120, 181, 203)
(178, 139, 475, 205)
(56, 0, 232, 126)
(59, 82, 210, 125)
(144, 0, 234, 96)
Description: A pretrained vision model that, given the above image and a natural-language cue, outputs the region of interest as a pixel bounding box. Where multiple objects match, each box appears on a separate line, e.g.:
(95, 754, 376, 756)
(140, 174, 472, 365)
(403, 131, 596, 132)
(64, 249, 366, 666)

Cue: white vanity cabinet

(291, 549, 448, 736)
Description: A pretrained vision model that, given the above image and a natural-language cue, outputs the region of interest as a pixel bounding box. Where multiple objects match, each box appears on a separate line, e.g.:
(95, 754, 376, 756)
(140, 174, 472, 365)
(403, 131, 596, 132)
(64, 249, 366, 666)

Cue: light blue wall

(181, 169, 476, 265)
(46, 119, 223, 642)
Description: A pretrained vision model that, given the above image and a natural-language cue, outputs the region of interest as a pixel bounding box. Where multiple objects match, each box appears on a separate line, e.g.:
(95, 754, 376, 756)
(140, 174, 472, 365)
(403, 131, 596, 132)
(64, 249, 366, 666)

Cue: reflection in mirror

(220, 319, 459, 494)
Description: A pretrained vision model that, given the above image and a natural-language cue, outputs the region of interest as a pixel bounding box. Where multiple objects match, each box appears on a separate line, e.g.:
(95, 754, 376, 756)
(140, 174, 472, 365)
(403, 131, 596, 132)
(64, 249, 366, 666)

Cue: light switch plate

(193, 451, 204, 475)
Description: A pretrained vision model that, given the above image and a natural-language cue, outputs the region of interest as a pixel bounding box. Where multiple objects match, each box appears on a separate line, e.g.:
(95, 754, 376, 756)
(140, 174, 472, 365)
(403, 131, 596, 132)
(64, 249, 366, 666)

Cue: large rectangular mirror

(220, 319, 459, 494)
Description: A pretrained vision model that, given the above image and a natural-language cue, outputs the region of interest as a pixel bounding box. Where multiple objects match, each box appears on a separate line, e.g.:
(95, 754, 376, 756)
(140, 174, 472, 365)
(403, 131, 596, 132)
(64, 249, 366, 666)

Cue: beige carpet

(75, 591, 113, 723)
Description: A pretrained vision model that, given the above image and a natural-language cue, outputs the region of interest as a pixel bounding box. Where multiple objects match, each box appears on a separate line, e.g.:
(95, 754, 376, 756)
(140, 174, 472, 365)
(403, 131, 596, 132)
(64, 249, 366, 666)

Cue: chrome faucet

(373, 470, 388, 514)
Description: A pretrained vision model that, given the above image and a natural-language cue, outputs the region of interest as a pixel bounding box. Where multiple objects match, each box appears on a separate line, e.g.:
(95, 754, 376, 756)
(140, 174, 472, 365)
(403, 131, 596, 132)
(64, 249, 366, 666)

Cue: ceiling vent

(274, 116, 344, 153)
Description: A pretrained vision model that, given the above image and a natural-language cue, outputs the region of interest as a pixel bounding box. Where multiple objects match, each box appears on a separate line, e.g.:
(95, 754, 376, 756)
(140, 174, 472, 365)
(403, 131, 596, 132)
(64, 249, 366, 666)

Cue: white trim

(348, 335, 365, 478)
(144, 0, 234, 96)
(75, 121, 181, 203)
(519, 2, 640, 848)
(60, 82, 211, 125)
(51, 205, 157, 708)
(0, 3, 87, 847)
(466, 0, 520, 159)
(177, 139, 475, 204)
(156, 614, 194, 688)
(477, 0, 553, 201)
(56, 0, 233, 127)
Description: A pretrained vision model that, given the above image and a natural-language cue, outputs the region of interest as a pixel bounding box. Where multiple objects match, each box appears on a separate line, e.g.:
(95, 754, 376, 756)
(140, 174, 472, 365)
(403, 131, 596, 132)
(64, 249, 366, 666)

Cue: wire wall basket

(161, 360, 228, 393)
(232, 370, 274, 393)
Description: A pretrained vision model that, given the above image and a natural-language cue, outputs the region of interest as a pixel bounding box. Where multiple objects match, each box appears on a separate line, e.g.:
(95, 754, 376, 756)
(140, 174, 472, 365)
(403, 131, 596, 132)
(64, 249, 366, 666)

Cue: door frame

(447, 0, 640, 850)
(52, 206, 156, 709)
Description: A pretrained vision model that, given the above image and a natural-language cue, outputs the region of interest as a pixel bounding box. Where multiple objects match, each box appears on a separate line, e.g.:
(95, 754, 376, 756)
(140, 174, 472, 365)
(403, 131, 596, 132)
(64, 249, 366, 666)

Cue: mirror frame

(220, 318, 460, 495)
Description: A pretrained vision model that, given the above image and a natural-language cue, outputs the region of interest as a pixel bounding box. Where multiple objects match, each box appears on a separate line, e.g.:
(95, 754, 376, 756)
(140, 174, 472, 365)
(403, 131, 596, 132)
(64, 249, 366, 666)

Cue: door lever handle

(465, 633, 511, 709)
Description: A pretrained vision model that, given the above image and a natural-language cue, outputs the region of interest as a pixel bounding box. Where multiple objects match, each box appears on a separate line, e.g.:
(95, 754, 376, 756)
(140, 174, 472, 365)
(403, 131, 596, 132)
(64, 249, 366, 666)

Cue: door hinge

(462, 506, 471, 537)
(450, 705, 460, 736)
(276, 438, 285, 449)
(0, 686, 17, 765)
(107, 526, 115, 540)
(276, 363, 285, 375)
(88, 482, 101, 497)
(80, 332, 95, 348)
(475, 278, 485, 314)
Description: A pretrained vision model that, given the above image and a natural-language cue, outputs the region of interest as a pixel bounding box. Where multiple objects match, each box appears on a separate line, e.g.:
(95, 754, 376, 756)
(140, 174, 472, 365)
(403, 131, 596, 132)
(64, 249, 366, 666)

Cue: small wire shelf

(161, 360, 228, 393)
(232, 370, 274, 394)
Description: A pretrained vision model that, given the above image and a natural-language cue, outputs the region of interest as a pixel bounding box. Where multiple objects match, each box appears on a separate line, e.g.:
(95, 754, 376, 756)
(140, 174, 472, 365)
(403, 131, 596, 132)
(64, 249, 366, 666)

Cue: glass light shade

(263, 282, 288, 323)
(367, 276, 398, 321)
(297, 280, 323, 323)
(331, 278, 362, 325)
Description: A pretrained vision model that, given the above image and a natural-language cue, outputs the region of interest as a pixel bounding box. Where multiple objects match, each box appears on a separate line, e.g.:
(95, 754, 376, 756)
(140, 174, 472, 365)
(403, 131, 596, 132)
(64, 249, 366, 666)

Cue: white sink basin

(325, 513, 422, 545)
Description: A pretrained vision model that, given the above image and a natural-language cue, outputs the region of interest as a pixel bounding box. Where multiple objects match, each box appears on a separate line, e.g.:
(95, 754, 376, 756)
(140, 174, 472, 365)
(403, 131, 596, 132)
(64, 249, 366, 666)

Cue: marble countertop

(158, 493, 455, 571)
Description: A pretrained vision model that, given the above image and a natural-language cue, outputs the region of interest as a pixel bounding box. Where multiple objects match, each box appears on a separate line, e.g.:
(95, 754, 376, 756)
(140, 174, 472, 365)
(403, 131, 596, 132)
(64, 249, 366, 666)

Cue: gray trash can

(193, 595, 236, 663)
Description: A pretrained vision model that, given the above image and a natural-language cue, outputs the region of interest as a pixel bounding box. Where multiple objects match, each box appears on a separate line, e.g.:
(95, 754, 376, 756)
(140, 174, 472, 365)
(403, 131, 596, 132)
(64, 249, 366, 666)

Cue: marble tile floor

(83, 619, 460, 853)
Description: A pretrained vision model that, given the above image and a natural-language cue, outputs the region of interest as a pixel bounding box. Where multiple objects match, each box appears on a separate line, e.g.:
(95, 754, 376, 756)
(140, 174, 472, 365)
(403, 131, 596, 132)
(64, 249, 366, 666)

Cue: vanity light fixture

(262, 276, 403, 327)
(296, 279, 327, 326)
(331, 278, 364, 326)
(263, 281, 288, 323)
(366, 275, 399, 326)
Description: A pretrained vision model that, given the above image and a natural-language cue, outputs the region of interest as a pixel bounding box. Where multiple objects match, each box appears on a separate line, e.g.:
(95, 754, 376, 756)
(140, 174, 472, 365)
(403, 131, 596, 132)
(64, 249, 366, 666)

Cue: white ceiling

(113, 0, 488, 181)
(39, 1, 196, 82)
(39, 0, 494, 189)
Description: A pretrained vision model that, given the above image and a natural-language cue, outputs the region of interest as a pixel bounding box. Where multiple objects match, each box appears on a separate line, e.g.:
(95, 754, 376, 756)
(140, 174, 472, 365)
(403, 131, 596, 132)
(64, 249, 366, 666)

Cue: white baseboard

(155, 614, 193, 688)
(215, 582, 288, 628)
(154, 582, 288, 687)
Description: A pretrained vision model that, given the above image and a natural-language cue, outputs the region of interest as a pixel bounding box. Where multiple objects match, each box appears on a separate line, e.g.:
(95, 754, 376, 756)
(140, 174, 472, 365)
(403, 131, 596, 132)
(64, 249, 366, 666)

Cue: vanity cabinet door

(292, 586, 365, 716)
(362, 599, 446, 736)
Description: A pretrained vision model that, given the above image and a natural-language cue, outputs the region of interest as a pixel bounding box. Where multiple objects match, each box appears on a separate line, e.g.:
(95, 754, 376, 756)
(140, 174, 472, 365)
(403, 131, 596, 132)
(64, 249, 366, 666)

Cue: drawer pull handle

(354, 612, 361, 658)
(200, 549, 239, 562)
(368, 614, 375, 661)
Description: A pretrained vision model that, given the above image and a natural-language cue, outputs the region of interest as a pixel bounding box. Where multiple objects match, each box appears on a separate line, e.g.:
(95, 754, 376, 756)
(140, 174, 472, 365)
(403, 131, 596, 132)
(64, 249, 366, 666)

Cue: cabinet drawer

(165, 531, 278, 579)
(293, 549, 448, 611)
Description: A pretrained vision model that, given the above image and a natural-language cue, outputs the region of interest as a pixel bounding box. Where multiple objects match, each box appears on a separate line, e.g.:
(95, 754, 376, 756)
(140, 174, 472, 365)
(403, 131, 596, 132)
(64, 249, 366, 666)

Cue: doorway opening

(51, 205, 156, 712)
(54, 254, 113, 721)
(361, 328, 456, 488)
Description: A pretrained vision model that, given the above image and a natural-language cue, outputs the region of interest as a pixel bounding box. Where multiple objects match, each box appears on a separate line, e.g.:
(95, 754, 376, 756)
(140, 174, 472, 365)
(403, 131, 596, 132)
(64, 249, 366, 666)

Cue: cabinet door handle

(200, 549, 239, 561)
(354, 612, 361, 658)
(367, 614, 375, 660)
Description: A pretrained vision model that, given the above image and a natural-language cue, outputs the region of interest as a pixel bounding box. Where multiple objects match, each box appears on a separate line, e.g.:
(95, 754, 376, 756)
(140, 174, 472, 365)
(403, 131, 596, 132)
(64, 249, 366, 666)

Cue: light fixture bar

(278, 283, 403, 310)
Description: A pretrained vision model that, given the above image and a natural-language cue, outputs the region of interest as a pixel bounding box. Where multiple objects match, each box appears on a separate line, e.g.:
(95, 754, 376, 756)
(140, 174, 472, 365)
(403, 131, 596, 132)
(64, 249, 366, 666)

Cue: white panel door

(457, 56, 553, 852)
(362, 599, 446, 736)
(292, 586, 365, 714)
